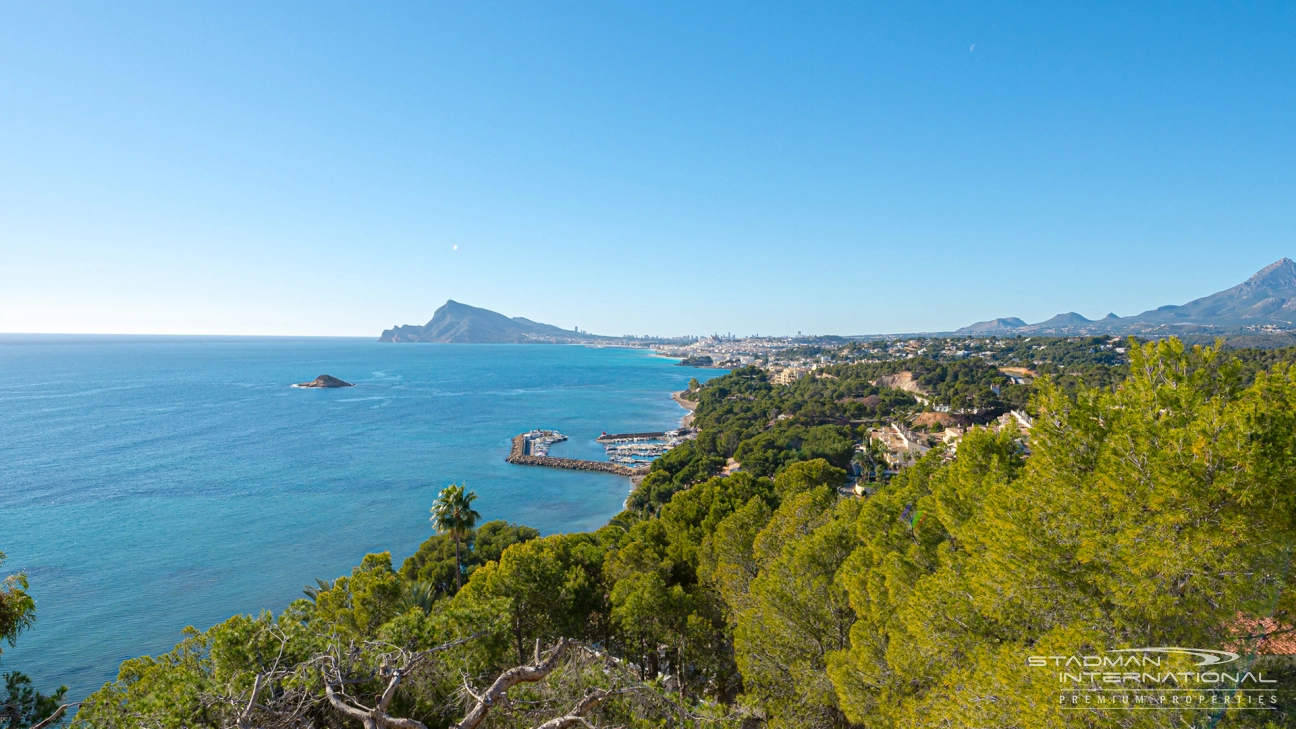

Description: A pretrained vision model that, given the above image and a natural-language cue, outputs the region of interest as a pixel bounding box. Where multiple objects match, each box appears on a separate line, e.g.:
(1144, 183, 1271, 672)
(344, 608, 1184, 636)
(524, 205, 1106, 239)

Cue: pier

(507, 433, 649, 478)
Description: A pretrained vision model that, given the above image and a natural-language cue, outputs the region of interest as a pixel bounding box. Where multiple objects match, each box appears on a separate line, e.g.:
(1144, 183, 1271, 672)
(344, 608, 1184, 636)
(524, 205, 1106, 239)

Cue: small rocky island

(294, 374, 354, 388)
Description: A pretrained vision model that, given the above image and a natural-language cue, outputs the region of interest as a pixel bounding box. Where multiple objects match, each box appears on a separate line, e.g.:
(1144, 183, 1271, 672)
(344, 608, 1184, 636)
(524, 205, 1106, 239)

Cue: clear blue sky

(2, 2, 1293, 337)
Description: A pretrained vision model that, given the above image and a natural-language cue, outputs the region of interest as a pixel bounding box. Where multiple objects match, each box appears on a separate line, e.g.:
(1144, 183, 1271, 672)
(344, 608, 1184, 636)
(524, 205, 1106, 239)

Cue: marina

(506, 431, 648, 477)
(600, 428, 697, 466)
(506, 427, 698, 475)
(520, 429, 567, 456)
(596, 430, 669, 443)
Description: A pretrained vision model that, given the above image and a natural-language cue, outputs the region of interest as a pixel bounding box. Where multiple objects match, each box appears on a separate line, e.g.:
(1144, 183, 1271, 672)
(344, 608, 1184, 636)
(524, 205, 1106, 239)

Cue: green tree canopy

(399, 519, 539, 599)
(0, 554, 33, 655)
(828, 339, 1296, 727)
(1, 552, 71, 729)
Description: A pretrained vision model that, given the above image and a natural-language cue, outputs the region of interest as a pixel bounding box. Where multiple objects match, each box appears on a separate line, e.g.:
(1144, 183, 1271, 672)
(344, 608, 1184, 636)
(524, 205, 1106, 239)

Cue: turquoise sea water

(0, 336, 724, 700)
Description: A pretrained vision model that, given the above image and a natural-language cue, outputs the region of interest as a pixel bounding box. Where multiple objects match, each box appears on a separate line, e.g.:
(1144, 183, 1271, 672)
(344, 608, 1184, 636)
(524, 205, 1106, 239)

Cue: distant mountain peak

(1243, 257, 1296, 288)
(953, 317, 1027, 335)
(379, 300, 599, 343)
(1035, 312, 1093, 327)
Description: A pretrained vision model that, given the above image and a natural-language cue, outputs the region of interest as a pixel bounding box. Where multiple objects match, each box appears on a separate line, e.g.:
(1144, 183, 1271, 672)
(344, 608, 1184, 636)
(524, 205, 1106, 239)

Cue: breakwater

(507, 434, 649, 477)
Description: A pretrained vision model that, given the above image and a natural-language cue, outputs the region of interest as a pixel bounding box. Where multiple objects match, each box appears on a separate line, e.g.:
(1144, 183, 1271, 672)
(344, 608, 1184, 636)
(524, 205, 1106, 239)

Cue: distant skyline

(2, 2, 1294, 337)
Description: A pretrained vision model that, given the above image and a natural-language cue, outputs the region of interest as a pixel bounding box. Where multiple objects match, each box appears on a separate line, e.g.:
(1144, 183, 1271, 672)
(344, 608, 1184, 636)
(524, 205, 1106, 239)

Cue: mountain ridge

(954, 258, 1296, 336)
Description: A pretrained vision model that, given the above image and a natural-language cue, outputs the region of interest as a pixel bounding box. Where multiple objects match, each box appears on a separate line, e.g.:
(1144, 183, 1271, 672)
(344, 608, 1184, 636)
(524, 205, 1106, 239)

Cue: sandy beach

(672, 390, 698, 427)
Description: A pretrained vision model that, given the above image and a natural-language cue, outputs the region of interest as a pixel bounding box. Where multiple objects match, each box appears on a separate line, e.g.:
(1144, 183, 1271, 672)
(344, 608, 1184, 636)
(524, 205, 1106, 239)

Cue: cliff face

(379, 300, 600, 343)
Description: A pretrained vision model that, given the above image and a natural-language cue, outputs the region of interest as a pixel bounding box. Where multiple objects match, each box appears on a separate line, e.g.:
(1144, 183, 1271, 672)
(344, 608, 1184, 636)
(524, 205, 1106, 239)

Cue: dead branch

(319, 633, 487, 729)
(231, 625, 299, 729)
(235, 672, 267, 729)
(323, 650, 426, 729)
(531, 688, 611, 729)
(30, 703, 78, 729)
(450, 638, 575, 729)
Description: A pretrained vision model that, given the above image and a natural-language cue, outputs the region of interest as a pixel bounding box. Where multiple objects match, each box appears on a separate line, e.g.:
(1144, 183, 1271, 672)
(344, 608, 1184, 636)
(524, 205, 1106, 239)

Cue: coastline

(672, 390, 698, 427)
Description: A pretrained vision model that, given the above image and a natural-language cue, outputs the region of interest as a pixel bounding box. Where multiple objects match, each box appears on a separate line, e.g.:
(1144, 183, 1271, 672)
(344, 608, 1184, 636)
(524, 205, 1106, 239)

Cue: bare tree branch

(324, 653, 425, 729)
(325, 674, 382, 725)
(532, 718, 593, 729)
(318, 631, 490, 729)
(30, 703, 78, 729)
(235, 673, 266, 729)
(377, 662, 403, 712)
(531, 688, 611, 729)
(451, 638, 574, 729)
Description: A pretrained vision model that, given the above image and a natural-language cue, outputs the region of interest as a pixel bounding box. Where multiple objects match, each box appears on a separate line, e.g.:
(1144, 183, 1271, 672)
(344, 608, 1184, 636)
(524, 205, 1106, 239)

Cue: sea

(0, 336, 725, 701)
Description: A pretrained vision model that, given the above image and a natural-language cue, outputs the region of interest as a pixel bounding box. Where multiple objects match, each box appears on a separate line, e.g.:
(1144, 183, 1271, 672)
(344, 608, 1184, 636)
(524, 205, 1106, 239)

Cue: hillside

(1125, 256, 1296, 328)
(379, 300, 601, 343)
(955, 317, 1027, 334)
(955, 257, 1296, 336)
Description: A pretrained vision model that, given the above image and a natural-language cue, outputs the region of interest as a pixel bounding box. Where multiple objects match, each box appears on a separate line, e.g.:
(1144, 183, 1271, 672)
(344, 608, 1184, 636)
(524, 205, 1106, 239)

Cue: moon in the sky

(970, 44, 976, 52)
(452, 245, 459, 251)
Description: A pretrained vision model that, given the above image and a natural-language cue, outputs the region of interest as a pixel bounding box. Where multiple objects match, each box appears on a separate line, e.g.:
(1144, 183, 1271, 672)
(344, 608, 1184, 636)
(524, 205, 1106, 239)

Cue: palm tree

(399, 580, 437, 614)
(302, 578, 334, 602)
(430, 483, 480, 591)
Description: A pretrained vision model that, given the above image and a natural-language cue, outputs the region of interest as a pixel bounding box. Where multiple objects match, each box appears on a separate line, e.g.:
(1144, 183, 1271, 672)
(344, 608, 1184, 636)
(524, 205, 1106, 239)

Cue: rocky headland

(379, 300, 606, 343)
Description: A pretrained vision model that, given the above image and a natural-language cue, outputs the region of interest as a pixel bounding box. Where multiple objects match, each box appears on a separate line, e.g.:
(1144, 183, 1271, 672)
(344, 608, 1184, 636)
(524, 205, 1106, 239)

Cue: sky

(1, 2, 1294, 337)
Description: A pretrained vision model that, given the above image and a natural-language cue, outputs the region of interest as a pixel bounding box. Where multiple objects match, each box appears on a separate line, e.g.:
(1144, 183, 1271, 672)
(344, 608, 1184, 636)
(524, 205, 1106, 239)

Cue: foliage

(733, 424, 854, 477)
(1221, 343, 1296, 386)
(827, 339, 1296, 727)
(0, 553, 69, 729)
(453, 532, 610, 665)
(2, 672, 68, 729)
(0, 555, 34, 654)
(399, 520, 539, 600)
(311, 552, 406, 640)
(734, 488, 858, 728)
